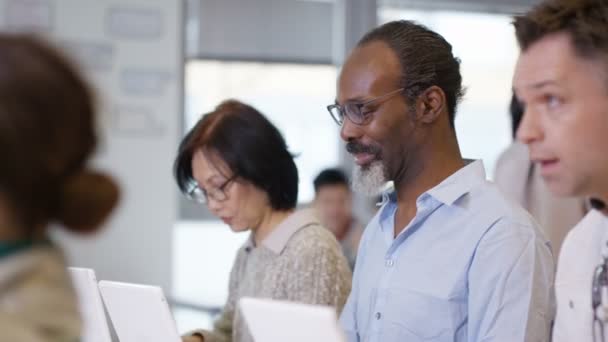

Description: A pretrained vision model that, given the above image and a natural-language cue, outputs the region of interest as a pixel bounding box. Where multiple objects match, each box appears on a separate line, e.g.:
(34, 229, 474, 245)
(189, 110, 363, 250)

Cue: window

(379, 8, 517, 177)
(185, 60, 340, 202)
(172, 221, 248, 331)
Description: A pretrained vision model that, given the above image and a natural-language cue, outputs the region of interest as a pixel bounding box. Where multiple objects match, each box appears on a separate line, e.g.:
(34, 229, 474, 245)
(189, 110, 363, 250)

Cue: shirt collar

(244, 209, 320, 255)
(426, 159, 486, 205)
(376, 160, 486, 236)
(380, 159, 486, 207)
(0, 238, 51, 260)
(0, 240, 34, 259)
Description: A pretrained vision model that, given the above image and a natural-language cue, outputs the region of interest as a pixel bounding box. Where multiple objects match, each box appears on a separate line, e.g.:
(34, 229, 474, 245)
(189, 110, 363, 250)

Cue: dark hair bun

(56, 170, 120, 234)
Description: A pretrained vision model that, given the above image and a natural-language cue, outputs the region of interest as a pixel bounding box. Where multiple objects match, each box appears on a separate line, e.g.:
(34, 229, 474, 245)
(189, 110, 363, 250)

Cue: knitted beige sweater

(0, 246, 81, 342)
(193, 209, 352, 342)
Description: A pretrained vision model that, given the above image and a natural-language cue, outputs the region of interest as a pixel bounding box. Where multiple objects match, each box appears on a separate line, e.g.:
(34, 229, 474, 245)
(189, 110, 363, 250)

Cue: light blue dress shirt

(340, 160, 555, 342)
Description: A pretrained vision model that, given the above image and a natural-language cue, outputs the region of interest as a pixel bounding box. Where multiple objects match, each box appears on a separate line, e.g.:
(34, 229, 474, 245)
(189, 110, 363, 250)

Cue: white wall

(0, 0, 183, 291)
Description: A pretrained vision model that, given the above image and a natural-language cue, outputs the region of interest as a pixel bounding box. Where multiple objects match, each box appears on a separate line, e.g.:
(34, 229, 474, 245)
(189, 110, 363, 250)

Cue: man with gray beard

(327, 20, 554, 342)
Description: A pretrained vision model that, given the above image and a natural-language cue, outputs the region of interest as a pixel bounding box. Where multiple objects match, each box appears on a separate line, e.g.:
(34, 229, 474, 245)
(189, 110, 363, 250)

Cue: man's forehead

(337, 42, 401, 100)
(316, 183, 349, 195)
(318, 183, 350, 192)
(513, 33, 573, 89)
(342, 42, 401, 77)
(514, 55, 563, 90)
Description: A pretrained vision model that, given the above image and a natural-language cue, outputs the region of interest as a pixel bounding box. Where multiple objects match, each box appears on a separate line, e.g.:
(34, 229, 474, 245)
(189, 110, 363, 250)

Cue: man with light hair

(512, 0, 608, 340)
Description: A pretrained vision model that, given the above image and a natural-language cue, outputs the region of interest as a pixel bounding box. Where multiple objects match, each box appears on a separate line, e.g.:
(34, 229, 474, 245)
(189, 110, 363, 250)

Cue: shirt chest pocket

(381, 289, 465, 341)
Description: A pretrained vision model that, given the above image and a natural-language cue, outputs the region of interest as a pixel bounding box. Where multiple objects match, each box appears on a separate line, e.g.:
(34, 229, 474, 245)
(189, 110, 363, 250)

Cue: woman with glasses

(0, 35, 120, 341)
(175, 100, 352, 342)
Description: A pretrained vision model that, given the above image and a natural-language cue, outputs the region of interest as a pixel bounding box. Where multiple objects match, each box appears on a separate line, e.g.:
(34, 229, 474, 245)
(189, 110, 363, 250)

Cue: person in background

(512, 0, 608, 340)
(0, 34, 120, 341)
(313, 168, 363, 269)
(175, 100, 351, 342)
(330, 20, 554, 341)
(494, 94, 587, 260)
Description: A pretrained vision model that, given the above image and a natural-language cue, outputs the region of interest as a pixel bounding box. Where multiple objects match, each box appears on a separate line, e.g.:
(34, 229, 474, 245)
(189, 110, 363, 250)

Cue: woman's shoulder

(282, 220, 352, 280)
(285, 219, 342, 256)
(0, 245, 81, 340)
(2, 245, 77, 300)
(0, 245, 71, 285)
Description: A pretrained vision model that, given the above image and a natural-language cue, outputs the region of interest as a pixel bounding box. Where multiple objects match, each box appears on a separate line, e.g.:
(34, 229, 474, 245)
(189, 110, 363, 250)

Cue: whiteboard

(0, 0, 183, 291)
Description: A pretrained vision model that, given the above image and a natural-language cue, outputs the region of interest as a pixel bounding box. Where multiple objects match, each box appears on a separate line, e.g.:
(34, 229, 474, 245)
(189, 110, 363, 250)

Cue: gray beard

(352, 161, 388, 196)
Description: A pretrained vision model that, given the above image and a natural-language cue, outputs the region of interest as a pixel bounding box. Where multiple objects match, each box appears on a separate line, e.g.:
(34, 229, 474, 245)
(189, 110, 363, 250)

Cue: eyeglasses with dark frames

(187, 175, 237, 204)
(327, 88, 405, 126)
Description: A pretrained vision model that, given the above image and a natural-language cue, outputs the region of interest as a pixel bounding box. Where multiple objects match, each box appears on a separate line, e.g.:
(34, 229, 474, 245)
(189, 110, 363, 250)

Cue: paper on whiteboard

(4, 0, 53, 32)
(61, 40, 115, 72)
(120, 68, 173, 97)
(105, 7, 163, 40)
(112, 105, 165, 138)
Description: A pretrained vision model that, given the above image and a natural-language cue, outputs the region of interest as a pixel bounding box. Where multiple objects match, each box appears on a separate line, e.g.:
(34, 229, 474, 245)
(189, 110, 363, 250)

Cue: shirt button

(375, 312, 382, 320)
(569, 300, 574, 309)
(385, 259, 395, 267)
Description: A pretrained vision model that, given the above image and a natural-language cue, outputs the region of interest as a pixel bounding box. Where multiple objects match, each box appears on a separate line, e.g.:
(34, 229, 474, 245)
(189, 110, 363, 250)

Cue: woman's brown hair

(0, 34, 119, 234)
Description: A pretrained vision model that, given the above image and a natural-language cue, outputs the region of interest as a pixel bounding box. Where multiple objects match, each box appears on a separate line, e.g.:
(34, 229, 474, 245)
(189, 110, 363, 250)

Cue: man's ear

(414, 86, 447, 124)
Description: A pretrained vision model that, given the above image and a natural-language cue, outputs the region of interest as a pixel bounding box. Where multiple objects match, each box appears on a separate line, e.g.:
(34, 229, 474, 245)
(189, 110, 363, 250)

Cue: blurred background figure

(494, 94, 587, 259)
(313, 168, 363, 269)
(0, 34, 120, 341)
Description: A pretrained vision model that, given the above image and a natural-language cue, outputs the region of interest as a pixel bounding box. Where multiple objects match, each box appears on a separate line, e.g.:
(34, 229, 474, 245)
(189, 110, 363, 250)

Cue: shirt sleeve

(467, 218, 555, 342)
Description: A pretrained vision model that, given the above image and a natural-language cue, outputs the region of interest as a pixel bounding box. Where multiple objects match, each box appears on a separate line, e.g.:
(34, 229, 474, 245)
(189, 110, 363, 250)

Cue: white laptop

(98, 280, 181, 342)
(67, 268, 114, 342)
(239, 297, 346, 342)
